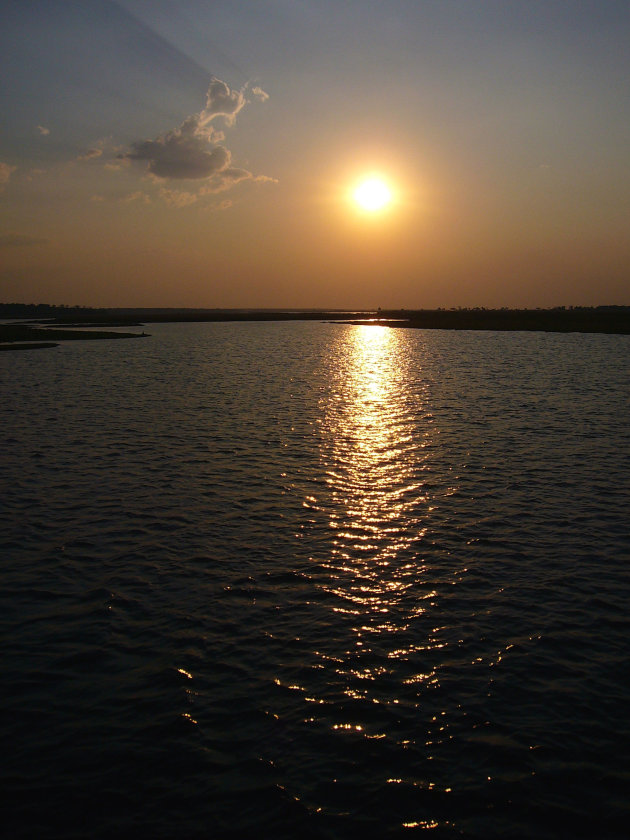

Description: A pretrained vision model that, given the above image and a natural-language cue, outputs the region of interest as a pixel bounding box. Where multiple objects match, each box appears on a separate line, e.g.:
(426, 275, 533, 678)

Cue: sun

(353, 176, 392, 212)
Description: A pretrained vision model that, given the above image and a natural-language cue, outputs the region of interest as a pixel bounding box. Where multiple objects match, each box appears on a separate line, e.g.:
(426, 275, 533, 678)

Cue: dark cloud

(126, 133, 230, 180)
(0, 233, 48, 248)
(121, 77, 269, 192)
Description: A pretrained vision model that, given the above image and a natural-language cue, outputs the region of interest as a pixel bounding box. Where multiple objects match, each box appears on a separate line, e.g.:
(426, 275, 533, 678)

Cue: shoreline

(2, 307, 630, 337)
(350, 309, 630, 334)
(0, 324, 148, 350)
(0, 341, 59, 352)
(381, 307, 630, 334)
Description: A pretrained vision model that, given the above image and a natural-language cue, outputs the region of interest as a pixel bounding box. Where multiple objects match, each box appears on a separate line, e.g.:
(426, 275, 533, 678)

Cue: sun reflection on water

(322, 327, 429, 563)
(272, 324, 467, 830)
(289, 324, 461, 827)
(304, 324, 439, 680)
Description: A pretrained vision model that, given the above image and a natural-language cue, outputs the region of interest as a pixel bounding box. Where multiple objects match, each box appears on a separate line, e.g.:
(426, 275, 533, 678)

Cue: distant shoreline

(353, 308, 630, 335)
(1, 306, 630, 338)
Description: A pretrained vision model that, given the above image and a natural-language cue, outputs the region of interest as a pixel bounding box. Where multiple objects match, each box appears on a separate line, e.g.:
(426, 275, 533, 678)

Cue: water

(2, 321, 629, 839)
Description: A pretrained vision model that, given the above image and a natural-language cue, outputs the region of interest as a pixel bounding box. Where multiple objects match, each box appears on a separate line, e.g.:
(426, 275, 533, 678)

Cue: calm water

(2, 321, 629, 839)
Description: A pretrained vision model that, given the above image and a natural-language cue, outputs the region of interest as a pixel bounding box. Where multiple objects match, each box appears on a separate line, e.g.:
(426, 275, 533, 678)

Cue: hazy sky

(1, 0, 629, 308)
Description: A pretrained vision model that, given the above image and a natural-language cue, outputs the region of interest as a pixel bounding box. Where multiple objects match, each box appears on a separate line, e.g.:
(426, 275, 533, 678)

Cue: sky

(1, 0, 629, 309)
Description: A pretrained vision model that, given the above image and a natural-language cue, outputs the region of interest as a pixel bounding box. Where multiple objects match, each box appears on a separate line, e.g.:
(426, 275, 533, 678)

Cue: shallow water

(2, 321, 629, 839)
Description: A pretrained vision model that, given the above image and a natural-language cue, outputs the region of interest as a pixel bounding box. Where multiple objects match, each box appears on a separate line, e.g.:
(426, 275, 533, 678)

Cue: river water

(2, 321, 629, 839)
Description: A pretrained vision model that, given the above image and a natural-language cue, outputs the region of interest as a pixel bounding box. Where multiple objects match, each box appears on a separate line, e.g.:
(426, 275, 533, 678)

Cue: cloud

(121, 191, 151, 204)
(0, 162, 16, 185)
(121, 77, 272, 197)
(198, 165, 252, 194)
(0, 233, 48, 248)
(252, 174, 278, 184)
(77, 147, 103, 161)
(201, 76, 246, 127)
(76, 138, 113, 162)
(159, 188, 199, 208)
(37, 125, 50, 136)
(127, 133, 231, 180)
(251, 86, 269, 102)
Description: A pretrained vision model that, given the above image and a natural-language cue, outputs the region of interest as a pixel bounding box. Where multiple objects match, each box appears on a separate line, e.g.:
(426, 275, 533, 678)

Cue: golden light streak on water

(317, 324, 431, 596)
(303, 324, 440, 702)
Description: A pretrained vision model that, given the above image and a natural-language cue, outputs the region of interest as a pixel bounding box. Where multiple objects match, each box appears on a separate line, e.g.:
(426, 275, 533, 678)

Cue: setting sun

(353, 176, 392, 212)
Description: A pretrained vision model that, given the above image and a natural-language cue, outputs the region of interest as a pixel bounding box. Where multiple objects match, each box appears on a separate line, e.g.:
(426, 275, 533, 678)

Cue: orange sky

(1, 1, 629, 308)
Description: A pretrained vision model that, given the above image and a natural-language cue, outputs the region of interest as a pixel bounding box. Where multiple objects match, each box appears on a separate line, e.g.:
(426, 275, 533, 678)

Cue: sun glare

(353, 176, 392, 212)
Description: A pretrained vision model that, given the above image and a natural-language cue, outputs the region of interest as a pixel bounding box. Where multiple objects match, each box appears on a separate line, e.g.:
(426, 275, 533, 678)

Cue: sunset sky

(1, 0, 629, 309)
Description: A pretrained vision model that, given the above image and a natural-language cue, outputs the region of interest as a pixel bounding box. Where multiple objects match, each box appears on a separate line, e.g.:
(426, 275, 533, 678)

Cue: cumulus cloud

(0, 162, 16, 185)
(201, 76, 247, 126)
(127, 133, 231, 180)
(37, 125, 50, 136)
(0, 233, 48, 248)
(120, 77, 272, 200)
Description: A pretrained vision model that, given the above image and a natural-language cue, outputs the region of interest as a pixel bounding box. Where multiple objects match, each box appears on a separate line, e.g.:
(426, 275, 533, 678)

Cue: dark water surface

(2, 322, 629, 839)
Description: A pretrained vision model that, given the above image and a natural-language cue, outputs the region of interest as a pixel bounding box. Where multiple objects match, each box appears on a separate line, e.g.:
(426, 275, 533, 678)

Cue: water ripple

(2, 322, 629, 839)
